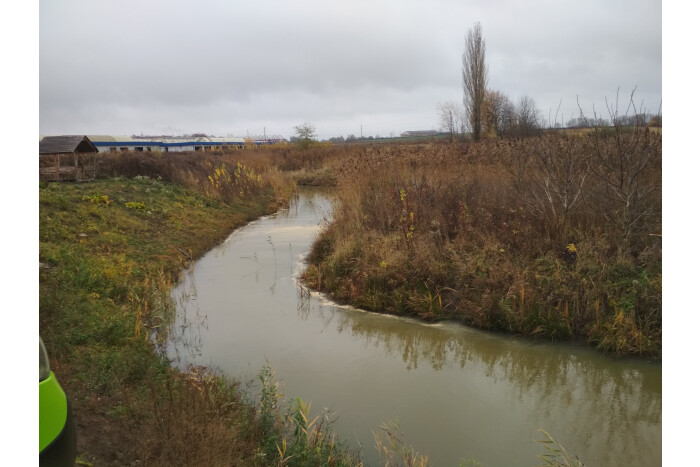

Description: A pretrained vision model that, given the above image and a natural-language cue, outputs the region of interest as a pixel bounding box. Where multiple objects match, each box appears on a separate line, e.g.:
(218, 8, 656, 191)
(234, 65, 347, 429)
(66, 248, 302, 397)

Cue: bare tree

(583, 89, 661, 255)
(515, 96, 541, 137)
(506, 136, 590, 243)
(462, 22, 488, 141)
(437, 101, 460, 137)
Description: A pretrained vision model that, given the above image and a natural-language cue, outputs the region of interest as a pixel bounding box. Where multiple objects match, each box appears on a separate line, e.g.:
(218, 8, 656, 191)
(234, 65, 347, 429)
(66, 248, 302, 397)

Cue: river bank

(38, 174, 362, 465)
(300, 134, 662, 358)
(167, 190, 661, 467)
(38, 137, 661, 464)
(39, 176, 276, 464)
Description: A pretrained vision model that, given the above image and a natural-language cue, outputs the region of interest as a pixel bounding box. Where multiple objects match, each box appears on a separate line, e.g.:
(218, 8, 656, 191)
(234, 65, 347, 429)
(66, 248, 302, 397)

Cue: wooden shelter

(39, 135, 98, 181)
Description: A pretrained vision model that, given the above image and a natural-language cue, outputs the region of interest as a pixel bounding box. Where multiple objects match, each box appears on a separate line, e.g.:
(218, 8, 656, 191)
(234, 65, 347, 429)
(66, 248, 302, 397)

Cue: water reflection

(301, 296, 661, 465)
(167, 191, 661, 467)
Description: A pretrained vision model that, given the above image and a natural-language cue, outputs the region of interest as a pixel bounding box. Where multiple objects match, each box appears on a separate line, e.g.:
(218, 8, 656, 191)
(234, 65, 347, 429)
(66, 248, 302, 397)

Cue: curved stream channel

(167, 191, 661, 466)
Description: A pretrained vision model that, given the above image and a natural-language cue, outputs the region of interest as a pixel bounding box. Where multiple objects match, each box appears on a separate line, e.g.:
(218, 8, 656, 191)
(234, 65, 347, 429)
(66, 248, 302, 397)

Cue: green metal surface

(39, 371, 68, 452)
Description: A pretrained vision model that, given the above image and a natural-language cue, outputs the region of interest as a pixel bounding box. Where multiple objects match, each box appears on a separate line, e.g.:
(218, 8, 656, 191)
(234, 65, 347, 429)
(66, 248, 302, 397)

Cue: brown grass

(137, 366, 260, 465)
(302, 130, 662, 356)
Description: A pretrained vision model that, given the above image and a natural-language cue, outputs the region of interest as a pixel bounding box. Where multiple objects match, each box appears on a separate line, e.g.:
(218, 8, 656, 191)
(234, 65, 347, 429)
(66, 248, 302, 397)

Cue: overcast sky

(39, 0, 661, 140)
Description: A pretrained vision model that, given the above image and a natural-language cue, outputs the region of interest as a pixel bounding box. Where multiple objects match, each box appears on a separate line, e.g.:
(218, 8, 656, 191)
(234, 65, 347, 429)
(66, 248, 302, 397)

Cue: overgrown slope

(302, 131, 662, 357)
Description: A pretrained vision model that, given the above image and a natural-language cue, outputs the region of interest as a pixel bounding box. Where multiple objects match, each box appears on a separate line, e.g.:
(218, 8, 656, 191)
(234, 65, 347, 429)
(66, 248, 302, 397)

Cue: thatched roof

(39, 135, 98, 155)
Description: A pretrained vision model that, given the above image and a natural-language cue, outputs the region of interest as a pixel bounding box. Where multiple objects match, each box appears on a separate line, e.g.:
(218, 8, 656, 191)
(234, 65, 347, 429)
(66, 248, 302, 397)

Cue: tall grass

(98, 149, 297, 207)
(255, 366, 362, 466)
(536, 430, 585, 467)
(374, 422, 430, 467)
(302, 130, 661, 357)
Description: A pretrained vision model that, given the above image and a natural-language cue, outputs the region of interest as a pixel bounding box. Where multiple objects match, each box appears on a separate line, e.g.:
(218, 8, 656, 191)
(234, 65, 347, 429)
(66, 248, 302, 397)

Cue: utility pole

(361, 124, 363, 138)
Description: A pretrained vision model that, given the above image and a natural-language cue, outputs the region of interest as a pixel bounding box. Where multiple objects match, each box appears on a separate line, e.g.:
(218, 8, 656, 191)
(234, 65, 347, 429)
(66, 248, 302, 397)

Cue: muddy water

(167, 191, 661, 466)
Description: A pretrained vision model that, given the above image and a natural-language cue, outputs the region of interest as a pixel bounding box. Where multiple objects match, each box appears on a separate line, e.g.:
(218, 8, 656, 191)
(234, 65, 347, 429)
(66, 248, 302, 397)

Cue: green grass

(39, 175, 291, 464)
(39, 170, 370, 465)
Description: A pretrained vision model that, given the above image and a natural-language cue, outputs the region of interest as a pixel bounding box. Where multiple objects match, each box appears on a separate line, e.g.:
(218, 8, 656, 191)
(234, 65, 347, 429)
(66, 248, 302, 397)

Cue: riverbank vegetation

(39, 152, 362, 464)
(302, 126, 661, 357)
(39, 142, 622, 464)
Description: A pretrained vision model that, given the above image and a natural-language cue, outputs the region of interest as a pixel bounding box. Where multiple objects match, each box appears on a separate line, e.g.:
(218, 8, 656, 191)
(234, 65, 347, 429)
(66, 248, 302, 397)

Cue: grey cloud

(40, 0, 661, 138)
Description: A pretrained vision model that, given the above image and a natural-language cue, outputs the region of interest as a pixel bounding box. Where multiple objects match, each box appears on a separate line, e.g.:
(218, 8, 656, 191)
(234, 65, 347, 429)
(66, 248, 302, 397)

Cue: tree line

(441, 22, 661, 140)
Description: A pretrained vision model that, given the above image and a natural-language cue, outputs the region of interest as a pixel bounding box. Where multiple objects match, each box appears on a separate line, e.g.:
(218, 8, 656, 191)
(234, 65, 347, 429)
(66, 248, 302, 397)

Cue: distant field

(545, 125, 662, 137)
(334, 125, 661, 144)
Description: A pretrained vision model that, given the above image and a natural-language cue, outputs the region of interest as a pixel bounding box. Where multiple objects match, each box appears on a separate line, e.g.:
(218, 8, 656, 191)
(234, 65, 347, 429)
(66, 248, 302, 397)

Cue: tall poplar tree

(462, 22, 488, 141)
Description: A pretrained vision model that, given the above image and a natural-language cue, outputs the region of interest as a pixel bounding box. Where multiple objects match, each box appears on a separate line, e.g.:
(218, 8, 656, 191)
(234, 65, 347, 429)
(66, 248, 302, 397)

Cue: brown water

(167, 191, 661, 466)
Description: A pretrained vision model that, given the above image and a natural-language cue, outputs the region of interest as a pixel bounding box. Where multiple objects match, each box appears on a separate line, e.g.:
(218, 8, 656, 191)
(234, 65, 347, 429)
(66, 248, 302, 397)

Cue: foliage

(82, 192, 112, 205)
(39, 176, 289, 463)
(374, 422, 430, 467)
(481, 90, 515, 137)
(125, 201, 146, 210)
(301, 134, 661, 357)
(206, 161, 265, 202)
(536, 430, 584, 466)
(293, 122, 318, 149)
(97, 150, 296, 209)
(256, 366, 362, 466)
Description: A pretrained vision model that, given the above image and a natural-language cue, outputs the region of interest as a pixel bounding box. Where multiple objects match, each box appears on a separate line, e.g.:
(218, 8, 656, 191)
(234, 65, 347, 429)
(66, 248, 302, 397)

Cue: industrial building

(400, 130, 439, 137)
(86, 135, 248, 152)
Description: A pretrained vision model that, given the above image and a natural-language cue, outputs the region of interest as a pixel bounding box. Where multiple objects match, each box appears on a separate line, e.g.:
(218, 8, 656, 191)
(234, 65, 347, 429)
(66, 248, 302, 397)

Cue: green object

(39, 337, 75, 465)
(39, 370, 68, 452)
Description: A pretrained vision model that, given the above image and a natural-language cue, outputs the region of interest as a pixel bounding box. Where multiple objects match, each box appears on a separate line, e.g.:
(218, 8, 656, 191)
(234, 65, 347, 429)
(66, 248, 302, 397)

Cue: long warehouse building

(86, 135, 248, 152)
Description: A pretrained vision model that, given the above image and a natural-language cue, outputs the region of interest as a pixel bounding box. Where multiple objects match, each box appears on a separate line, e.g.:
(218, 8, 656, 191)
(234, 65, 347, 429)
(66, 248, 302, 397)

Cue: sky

(38, 0, 662, 140)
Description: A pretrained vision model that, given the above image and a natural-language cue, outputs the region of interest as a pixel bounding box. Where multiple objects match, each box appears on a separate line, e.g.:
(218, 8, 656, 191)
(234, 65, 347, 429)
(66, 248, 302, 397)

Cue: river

(166, 190, 661, 466)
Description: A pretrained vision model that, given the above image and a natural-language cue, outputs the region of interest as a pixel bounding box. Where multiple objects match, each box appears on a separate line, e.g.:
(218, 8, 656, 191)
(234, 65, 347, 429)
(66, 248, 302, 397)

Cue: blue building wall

(93, 140, 249, 153)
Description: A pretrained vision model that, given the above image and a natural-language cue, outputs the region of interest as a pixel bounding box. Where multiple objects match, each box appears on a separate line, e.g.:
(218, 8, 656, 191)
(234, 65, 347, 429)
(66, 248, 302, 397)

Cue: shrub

(301, 136, 661, 356)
